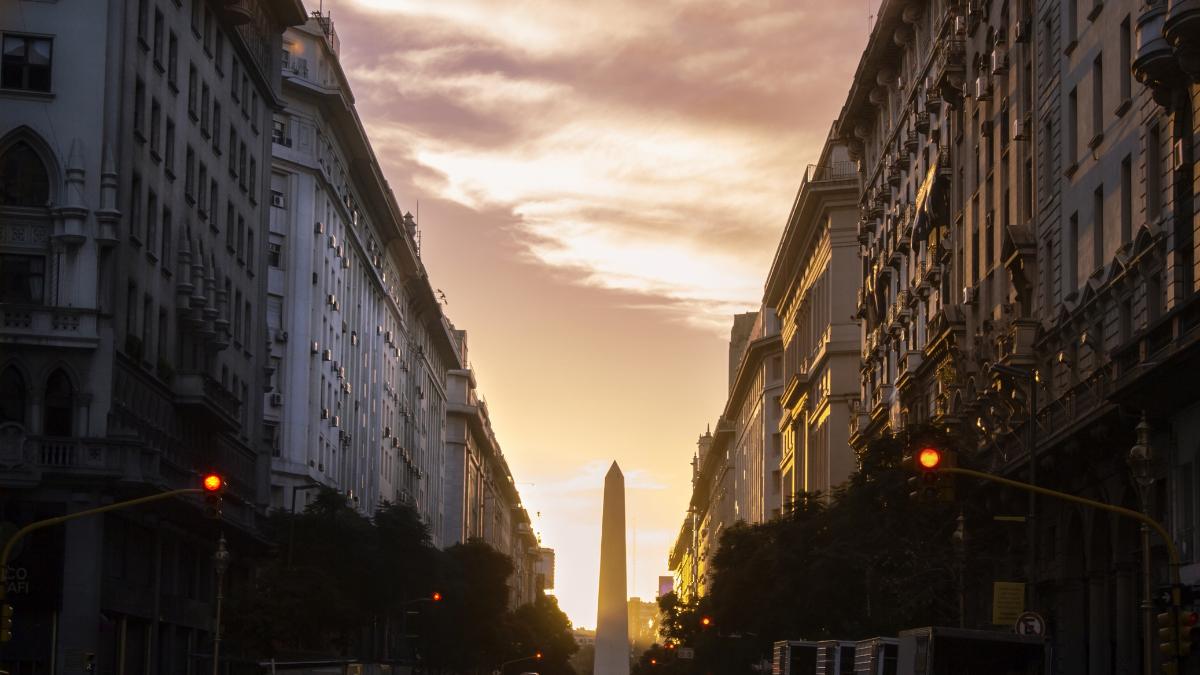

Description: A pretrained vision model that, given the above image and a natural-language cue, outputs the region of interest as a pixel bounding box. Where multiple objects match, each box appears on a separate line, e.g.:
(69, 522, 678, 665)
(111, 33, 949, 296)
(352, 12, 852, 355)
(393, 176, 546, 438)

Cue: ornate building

(838, 0, 1199, 671)
(763, 135, 862, 510)
(0, 0, 305, 670)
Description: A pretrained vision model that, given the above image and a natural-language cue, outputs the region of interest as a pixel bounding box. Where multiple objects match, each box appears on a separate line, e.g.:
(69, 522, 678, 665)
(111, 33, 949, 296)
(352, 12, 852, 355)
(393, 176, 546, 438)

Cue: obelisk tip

(607, 461, 622, 476)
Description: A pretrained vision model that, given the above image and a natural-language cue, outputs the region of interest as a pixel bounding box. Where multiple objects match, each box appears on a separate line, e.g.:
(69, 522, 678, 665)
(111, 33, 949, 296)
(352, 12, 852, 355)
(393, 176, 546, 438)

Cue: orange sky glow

(332, 0, 869, 628)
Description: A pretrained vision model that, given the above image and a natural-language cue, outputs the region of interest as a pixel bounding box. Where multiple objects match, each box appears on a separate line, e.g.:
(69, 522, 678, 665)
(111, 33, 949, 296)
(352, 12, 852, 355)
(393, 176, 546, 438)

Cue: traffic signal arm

(1, 487, 205, 581)
(937, 466, 1181, 585)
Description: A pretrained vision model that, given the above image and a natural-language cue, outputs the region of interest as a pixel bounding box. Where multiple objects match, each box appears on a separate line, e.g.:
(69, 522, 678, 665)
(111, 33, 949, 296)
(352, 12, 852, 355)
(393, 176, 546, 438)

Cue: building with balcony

(763, 137, 862, 510)
(0, 0, 305, 671)
(266, 14, 462, 541)
(836, 0, 1199, 670)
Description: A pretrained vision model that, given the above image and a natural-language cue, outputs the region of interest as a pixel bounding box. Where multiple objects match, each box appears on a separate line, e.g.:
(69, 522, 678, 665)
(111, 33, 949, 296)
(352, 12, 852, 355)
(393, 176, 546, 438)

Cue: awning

(911, 156, 940, 247)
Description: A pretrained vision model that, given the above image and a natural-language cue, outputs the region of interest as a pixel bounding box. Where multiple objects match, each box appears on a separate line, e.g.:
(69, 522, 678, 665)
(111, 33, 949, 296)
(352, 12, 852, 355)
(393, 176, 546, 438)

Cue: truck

(853, 637, 898, 675)
(815, 641, 857, 675)
(897, 626, 1047, 675)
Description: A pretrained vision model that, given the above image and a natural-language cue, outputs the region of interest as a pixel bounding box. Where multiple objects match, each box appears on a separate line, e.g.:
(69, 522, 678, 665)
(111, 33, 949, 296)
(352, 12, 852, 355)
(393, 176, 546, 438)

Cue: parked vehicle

(897, 627, 1046, 675)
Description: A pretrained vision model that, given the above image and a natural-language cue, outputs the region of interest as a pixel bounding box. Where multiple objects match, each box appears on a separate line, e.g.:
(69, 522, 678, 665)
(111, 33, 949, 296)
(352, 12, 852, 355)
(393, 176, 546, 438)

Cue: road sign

(992, 581, 1025, 625)
(677, 647, 695, 660)
(1014, 611, 1046, 637)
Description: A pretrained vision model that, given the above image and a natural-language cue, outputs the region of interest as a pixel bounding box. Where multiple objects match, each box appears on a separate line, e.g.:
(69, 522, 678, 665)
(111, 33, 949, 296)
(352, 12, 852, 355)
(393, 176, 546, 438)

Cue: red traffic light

(917, 448, 942, 470)
(1184, 611, 1199, 627)
(535, 652, 543, 660)
(700, 616, 712, 627)
(432, 591, 443, 602)
(202, 474, 224, 492)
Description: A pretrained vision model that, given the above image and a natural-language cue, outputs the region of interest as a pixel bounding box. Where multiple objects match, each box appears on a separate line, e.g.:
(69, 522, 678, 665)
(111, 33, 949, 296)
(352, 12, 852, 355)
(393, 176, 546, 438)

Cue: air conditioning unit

(332, 415, 340, 428)
(1014, 20, 1030, 43)
(332, 360, 340, 373)
(392, 437, 400, 448)
(338, 367, 346, 380)
(384, 426, 391, 438)
(329, 234, 338, 249)
(991, 48, 1009, 75)
(312, 272, 319, 285)
(1013, 118, 1029, 140)
(341, 258, 349, 269)
(270, 392, 283, 406)
(315, 221, 324, 234)
(976, 76, 991, 100)
(322, 349, 332, 361)
(327, 293, 336, 306)
(276, 330, 289, 343)
(350, 331, 358, 345)
(321, 407, 330, 419)
(311, 340, 319, 354)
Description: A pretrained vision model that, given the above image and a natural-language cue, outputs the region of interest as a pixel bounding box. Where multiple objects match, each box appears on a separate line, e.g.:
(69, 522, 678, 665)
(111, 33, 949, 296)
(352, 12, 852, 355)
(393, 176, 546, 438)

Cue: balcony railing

(802, 161, 858, 186)
(0, 305, 100, 349)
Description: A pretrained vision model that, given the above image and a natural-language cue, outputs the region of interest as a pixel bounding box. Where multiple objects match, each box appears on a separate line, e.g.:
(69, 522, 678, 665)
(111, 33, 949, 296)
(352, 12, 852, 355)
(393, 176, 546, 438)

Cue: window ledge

(1088, 132, 1105, 150)
(146, 251, 158, 265)
(1064, 39, 1078, 56)
(133, 129, 146, 144)
(154, 60, 165, 74)
(1087, 2, 1103, 21)
(149, 149, 162, 163)
(0, 88, 54, 100)
(165, 167, 176, 181)
(1064, 162, 1079, 178)
(162, 267, 173, 279)
(130, 234, 143, 248)
(1114, 98, 1132, 118)
(168, 81, 178, 94)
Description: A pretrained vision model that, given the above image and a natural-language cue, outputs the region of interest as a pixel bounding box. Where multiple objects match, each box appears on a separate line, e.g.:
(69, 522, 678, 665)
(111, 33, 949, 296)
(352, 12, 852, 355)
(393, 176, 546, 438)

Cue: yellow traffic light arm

(1, 487, 204, 586)
(939, 466, 1181, 587)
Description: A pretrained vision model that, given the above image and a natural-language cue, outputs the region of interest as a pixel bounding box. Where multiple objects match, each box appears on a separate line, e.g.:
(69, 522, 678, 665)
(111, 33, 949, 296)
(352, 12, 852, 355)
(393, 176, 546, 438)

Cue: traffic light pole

(939, 465, 1181, 675)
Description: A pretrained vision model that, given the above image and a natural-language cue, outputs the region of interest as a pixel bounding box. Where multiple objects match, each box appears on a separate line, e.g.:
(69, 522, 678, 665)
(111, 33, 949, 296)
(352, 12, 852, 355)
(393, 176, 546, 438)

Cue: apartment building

(838, 0, 1199, 670)
(266, 14, 461, 540)
(0, 0, 305, 670)
(763, 137, 862, 511)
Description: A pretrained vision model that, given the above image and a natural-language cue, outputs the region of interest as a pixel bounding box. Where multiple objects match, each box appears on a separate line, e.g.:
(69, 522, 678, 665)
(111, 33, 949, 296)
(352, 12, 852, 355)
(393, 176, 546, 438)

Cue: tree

(507, 594, 579, 675)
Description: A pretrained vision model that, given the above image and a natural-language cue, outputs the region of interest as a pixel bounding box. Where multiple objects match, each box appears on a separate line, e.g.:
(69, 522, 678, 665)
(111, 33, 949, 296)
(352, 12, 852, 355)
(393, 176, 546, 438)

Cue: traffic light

(906, 442, 956, 502)
(1160, 608, 1199, 661)
(535, 652, 543, 661)
(202, 472, 224, 519)
(432, 591, 443, 602)
(700, 616, 712, 628)
(0, 601, 12, 643)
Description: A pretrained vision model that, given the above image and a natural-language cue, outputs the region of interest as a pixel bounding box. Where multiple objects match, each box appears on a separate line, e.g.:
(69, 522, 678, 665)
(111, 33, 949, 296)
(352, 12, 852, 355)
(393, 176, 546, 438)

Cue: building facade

(0, 0, 305, 671)
(837, 0, 1200, 671)
(763, 137, 862, 510)
(266, 15, 461, 541)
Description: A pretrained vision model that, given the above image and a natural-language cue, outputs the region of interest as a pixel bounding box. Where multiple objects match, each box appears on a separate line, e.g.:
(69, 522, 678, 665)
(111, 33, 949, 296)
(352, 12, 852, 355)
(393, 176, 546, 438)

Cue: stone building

(837, 0, 1199, 671)
(266, 14, 461, 539)
(0, 0, 305, 671)
(763, 135, 862, 511)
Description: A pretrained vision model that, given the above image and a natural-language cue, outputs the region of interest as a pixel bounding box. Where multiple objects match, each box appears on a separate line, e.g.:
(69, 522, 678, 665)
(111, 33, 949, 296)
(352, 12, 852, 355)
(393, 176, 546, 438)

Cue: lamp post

(1127, 413, 1154, 675)
(212, 533, 231, 675)
(990, 363, 1038, 609)
(287, 482, 324, 567)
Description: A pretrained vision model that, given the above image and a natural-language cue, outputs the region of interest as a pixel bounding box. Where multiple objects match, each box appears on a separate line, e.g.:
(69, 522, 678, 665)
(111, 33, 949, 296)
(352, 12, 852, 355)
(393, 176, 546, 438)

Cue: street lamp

(287, 482, 324, 567)
(212, 533, 231, 675)
(1127, 413, 1155, 675)
(495, 651, 542, 675)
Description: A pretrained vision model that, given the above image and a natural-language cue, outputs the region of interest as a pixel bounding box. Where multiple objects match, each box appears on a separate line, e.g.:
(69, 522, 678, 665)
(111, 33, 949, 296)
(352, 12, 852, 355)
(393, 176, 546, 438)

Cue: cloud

(334, 0, 864, 332)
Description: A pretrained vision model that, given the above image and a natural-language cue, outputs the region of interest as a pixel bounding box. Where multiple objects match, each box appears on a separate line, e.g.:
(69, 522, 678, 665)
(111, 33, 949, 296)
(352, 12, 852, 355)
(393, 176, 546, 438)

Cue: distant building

(627, 597, 659, 652)
(536, 546, 556, 591)
(573, 628, 597, 647)
(657, 575, 673, 598)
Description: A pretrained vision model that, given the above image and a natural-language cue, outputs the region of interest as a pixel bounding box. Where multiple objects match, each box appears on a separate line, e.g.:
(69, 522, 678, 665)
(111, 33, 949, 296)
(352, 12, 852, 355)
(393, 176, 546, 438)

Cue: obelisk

(595, 461, 630, 675)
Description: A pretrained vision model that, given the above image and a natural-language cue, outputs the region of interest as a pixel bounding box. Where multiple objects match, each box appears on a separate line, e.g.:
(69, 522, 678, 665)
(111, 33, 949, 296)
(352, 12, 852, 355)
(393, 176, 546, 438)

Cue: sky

(330, 0, 869, 628)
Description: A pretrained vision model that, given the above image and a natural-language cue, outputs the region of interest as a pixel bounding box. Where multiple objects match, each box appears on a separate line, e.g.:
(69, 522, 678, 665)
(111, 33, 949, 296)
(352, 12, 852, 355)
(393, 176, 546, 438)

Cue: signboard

(677, 648, 695, 660)
(1014, 611, 1046, 636)
(992, 581, 1026, 625)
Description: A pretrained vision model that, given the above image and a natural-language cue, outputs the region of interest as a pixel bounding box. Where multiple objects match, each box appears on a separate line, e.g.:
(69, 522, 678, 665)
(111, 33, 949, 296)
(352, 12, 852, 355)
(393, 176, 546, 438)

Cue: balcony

(871, 384, 894, 418)
(172, 372, 241, 430)
(0, 305, 100, 350)
(1164, 1, 1200, 76)
(931, 38, 966, 101)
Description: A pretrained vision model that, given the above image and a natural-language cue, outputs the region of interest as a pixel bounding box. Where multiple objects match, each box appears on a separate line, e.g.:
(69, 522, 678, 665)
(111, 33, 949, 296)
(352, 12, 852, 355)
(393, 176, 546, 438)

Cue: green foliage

(648, 424, 1012, 675)
(223, 490, 578, 674)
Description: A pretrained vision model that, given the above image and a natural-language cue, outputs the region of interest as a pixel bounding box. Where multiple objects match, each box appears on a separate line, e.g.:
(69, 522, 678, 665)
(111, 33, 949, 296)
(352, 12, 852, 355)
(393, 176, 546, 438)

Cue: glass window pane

(2, 37, 25, 59)
(28, 39, 50, 66)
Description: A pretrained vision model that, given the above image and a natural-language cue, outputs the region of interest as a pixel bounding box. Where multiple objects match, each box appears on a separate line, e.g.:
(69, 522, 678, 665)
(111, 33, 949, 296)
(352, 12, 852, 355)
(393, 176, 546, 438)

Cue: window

(241, 76, 249, 116)
(215, 32, 224, 74)
(153, 9, 164, 66)
(1147, 124, 1162, 221)
(251, 92, 259, 132)
(141, 295, 152, 356)
(231, 59, 240, 100)
(0, 254, 45, 303)
(1091, 53, 1103, 144)
(167, 32, 178, 89)
(1120, 16, 1132, 104)
(184, 145, 195, 202)
(212, 102, 222, 152)
(134, 79, 146, 140)
(150, 99, 162, 158)
(136, 0, 149, 46)
(197, 163, 208, 218)
(1067, 0, 1078, 45)
(146, 190, 157, 252)
(190, 0, 201, 36)
(161, 207, 172, 264)
(201, 83, 210, 136)
(247, 228, 255, 268)
(1093, 185, 1105, 270)
(225, 202, 235, 249)
(203, 7, 213, 55)
(1067, 212, 1079, 293)
(0, 367, 26, 426)
(157, 309, 168, 364)
(130, 173, 142, 242)
(1067, 87, 1078, 168)
(237, 215, 245, 261)
(164, 118, 176, 175)
(1121, 155, 1132, 244)
(272, 118, 288, 146)
(228, 128, 238, 174)
(249, 157, 257, 198)
(43, 370, 74, 437)
(268, 243, 283, 268)
(1, 35, 52, 92)
(187, 64, 198, 119)
(209, 180, 219, 226)
(238, 142, 247, 189)
(0, 141, 50, 206)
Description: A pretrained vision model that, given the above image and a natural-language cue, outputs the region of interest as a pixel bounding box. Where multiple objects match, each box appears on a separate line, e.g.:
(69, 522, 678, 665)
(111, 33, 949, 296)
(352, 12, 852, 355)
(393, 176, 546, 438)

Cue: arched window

(0, 367, 26, 426)
(0, 141, 50, 207)
(43, 369, 73, 437)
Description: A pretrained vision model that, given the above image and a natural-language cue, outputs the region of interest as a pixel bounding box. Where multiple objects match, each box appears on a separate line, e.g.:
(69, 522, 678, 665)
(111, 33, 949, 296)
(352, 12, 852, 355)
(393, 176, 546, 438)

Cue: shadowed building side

(594, 461, 630, 675)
